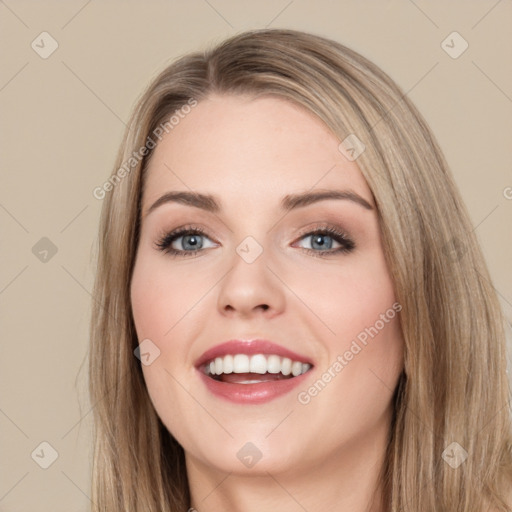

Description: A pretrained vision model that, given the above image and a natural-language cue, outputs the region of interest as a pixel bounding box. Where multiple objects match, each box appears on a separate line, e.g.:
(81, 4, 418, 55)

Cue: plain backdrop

(1, 1, 511, 510)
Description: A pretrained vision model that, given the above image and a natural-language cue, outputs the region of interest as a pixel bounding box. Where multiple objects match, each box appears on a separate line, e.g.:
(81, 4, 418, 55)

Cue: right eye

(155, 225, 217, 257)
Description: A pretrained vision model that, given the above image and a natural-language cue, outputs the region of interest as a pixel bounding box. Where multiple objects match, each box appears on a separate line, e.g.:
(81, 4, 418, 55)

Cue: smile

(203, 354, 311, 383)
(195, 339, 314, 404)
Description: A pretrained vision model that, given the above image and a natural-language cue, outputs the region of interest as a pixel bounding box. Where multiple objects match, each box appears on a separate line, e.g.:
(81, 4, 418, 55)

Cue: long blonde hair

(89, 28, 512, 511)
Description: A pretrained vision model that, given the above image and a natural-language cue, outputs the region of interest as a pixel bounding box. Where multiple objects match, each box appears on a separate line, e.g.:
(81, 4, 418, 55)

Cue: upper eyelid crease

(143, 188, 374, 218)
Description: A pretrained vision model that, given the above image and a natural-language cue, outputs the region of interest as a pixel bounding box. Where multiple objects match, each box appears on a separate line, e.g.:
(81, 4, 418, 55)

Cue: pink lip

(195, 339, 314, 405)
(197, 370, 311, 404)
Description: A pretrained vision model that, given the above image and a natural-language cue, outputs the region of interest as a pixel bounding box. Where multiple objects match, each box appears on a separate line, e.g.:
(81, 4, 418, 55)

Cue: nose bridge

(216, 234, 285, 316)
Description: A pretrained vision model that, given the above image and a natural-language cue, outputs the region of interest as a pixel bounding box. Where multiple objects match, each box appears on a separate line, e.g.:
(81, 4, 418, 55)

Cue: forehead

(142, 94, 372, 211)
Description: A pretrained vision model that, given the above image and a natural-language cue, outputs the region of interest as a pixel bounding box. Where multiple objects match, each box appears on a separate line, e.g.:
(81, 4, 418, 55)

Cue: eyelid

(294, 222, 350, 238)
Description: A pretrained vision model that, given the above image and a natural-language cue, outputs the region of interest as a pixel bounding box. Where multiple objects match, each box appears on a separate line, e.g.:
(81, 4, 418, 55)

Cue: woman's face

(130, 94, 404, 476)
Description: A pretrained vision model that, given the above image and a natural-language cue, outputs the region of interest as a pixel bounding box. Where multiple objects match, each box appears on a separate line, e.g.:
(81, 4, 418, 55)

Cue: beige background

(1, 1, 511, 510)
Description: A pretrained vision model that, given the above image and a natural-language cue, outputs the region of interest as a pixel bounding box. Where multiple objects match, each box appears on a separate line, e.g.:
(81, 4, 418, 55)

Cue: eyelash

(154, 224, 356, 258)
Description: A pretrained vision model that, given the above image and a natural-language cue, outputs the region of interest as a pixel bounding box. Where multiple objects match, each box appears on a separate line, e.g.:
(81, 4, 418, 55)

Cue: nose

(216, 246, 286, 319)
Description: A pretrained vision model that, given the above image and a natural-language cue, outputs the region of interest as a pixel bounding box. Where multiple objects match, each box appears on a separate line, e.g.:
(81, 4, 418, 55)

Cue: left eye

(293, 228, 355, 255)
(297, 232, 340, 251)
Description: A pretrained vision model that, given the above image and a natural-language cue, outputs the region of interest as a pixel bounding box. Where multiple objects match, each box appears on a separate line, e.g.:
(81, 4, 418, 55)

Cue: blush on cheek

(130, 269, 171, 342)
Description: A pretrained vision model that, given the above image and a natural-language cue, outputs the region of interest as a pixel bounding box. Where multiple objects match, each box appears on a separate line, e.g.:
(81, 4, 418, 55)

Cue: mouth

(195, 339, 314, 404)
(201, 353, 312, 384)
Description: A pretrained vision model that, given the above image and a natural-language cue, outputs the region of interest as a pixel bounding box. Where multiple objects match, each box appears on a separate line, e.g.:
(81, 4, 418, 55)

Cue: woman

(89, 28, 512, 511)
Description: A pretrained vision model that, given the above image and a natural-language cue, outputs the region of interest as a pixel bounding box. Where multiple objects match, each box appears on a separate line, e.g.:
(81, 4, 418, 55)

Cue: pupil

(184, 235, 201, 250)
(312, 234, 332, 250)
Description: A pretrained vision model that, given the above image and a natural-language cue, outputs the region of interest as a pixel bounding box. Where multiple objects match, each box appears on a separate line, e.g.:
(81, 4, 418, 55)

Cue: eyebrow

(144, 188, 374, 218)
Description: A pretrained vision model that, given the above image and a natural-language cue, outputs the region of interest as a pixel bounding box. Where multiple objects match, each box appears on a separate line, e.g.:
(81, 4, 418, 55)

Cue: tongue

(219, 372, 292, 384)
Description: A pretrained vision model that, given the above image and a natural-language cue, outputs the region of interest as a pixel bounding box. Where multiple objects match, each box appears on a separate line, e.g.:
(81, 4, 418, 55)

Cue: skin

(130, 94, 405, 512)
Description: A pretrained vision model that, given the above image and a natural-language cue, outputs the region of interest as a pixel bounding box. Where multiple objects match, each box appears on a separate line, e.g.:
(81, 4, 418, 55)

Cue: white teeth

(281, 358, 292, 375)
(249, 354, 267, 374)
(267, 355, 281, 374)
(291, 361, 303, 377)
(223, 354, 234, 374)
(233, 354, 250, 373)
(205, 353, 312, 377)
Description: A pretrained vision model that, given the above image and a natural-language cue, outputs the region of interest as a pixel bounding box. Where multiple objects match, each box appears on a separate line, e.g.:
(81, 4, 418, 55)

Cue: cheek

(130, 256, 200, 340)
(324, 269, 403, 414)
(131, 259, 199, 439)
(130, 255, 208, 388)
(301, 251, 404, 395)
(302, 253, 399, 345)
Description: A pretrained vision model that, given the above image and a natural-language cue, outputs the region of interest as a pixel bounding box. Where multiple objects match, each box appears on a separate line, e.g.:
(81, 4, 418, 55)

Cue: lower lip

(197, 369, 312, 404)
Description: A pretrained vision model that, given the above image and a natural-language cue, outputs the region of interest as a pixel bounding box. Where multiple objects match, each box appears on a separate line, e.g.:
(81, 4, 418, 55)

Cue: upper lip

(195, 339, 314, 369)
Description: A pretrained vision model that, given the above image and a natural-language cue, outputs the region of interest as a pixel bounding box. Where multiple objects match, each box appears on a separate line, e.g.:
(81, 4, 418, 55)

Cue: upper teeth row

(206, 354, 311, 377)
